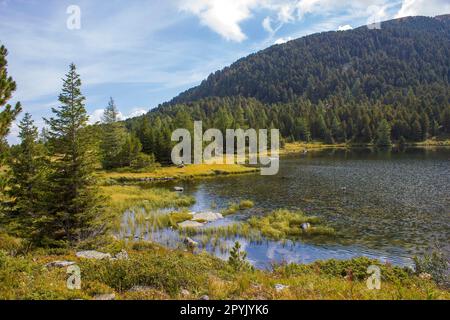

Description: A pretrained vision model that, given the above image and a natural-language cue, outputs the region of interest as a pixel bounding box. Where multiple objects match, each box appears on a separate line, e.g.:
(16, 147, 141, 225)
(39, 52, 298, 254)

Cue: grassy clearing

(282, 142, 348, 154)
(99, 164, 259, 183)
(101, 185, 195, 214)
(0, 237, 448, 300)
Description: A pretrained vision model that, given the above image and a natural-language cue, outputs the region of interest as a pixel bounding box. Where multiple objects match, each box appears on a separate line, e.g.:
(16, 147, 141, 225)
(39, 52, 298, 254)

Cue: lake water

(130, 148, 450, 269)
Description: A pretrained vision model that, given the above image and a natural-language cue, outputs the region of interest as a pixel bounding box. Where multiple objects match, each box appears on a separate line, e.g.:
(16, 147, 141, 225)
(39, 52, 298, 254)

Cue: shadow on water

(120, 147, 450, 268)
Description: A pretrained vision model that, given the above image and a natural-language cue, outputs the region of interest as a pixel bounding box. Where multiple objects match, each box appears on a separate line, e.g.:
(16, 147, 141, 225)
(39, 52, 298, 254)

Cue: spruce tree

(376, 119, 392, 147)
(0, 45, 22, 196)
(44, 63, 105, 246)
(100, 97, 126, 169)
(6, 113, 47, 241)
(0, 45, 22, 147)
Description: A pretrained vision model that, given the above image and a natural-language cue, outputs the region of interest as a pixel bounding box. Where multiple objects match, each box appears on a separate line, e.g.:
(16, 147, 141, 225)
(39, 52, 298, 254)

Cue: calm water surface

(128, 148, 450, 269)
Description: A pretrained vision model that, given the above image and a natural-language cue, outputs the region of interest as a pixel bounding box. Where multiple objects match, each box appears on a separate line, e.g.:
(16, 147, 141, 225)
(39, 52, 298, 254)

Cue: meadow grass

(222, 200, 255, 216)
(0, 236, 448, 300)
(99, 163, 259, 183)
(182, 209, 335, 243)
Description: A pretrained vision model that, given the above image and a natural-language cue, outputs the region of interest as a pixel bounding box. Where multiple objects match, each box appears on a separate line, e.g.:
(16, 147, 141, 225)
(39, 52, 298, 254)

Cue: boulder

(45, 260, 76, 268)
(114, 249, 129, 260)
(174, 187, 184, 192)
(199, 295, 210, 301)
(180, 289, 191, 297)
(76, 250, 112, 260)
(192, 212, 223, 222)
(178, 220, 204, 228)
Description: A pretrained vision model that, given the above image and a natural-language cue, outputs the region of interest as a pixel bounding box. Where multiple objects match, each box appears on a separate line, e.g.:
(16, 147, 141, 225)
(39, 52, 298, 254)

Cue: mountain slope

(169, 15, 450, 105)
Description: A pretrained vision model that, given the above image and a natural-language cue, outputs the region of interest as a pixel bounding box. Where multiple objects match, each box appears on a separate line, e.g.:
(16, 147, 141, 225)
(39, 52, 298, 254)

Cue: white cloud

(274, 36, 293, 44)
(338, 24, 353, 31)
(262, 16, 274, 33)
(88, 108, 146, 124)
(180, 0, 259, 42)
(395, 0, 450, 18)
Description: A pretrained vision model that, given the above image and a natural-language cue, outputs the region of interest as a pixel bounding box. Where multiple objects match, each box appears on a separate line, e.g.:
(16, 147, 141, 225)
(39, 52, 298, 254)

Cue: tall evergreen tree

(0, 45, 21, 148)
(44, 63, 106, 246)
(376, 119, 392, 147)
(5, 113, 47, 241)
(100, 97, 127, 169)
(0, 45, 22, 196)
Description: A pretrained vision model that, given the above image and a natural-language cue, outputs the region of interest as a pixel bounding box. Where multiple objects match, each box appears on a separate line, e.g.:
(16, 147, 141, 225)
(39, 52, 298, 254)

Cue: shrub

(414, 249, 449, 288)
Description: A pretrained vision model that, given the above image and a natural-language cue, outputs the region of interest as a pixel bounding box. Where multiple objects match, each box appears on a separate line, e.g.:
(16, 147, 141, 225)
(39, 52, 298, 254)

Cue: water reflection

(122, 147, 450, 268)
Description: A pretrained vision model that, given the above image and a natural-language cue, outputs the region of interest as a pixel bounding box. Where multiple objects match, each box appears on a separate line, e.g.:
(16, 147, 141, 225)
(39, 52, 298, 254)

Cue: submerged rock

(76, 250, 112, 260)
(192, 212, 223, 222)
(178, 220, 204, 228)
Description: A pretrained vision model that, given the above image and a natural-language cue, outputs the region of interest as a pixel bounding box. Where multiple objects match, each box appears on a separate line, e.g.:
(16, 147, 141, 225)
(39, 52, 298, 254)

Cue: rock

(184, 237, 199, 248)
(45, 260, 76, 268)
(199, 295, 210, 301)
(274, 284, 289, 292)
(129, 286, 154, 292)
(180, 289, 190, 297)
(419, 272, 432, 280)
(174, 187, 184, 192)
(178, 220, 205, 228)
(93, 293, 116, 301)
(76, 250, 112, 260)
(192, 211, 223, 222)
(114, 249, 129, 260)
(301, 223, 311, 231)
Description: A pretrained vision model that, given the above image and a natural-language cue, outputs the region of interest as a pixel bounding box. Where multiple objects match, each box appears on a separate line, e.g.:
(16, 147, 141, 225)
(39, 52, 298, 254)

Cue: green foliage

(43, 64, 107, 246)
(247, 209, 334, 240)
(4, 113, 48, 241)
(0, 45, 21, 147)
(228, 241, 252, 272)
(100, 97, 128, 169)
(239, 200, 254, 210)
(376, 119, 392, 147)
(414, 249, 449, 288)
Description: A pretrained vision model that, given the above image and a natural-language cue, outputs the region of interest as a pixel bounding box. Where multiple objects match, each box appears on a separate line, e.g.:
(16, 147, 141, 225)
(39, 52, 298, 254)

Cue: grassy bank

(0, 236, 448, 300)
(99, 163, 259, 184)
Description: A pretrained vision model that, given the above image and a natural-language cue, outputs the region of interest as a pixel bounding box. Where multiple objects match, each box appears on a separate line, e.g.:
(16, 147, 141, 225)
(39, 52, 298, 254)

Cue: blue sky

(1, 0, 449, 144)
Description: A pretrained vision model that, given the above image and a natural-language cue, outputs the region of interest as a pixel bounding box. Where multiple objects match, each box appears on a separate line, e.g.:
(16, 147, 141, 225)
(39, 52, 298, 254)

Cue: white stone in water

(178, 220, 205, 228)
(192, 211, 223, 222)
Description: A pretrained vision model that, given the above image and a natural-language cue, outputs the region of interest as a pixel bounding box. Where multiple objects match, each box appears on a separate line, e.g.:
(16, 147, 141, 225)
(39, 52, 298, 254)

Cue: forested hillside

(171, 15, 450, 104)
(125, 15, 450, 163)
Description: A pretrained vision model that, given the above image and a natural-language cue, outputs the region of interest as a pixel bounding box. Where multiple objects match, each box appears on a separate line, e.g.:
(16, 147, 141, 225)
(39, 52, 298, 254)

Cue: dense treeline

(123, 16, 450, 163)
(171, 16, 450, 105)
(127, 90, 450, 162)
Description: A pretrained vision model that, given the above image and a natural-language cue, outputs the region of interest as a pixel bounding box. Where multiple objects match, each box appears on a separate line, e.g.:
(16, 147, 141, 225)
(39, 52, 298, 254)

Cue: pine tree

(100, 97, 127, 169)
(44, 63, 106, 246)
(228, 241, 251, 271)
(5, 113, 47, 241)
(0, 45, 22, 147)
(376, 119, 392, 147)
(0, 45, 22, 197)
